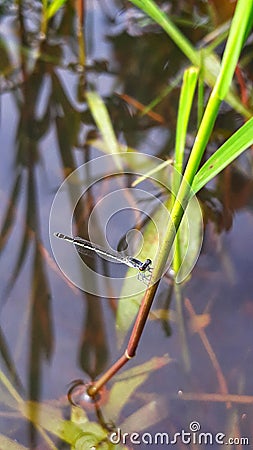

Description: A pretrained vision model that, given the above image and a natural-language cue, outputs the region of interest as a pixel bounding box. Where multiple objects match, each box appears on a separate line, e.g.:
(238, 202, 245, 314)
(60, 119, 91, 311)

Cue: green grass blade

(86, 91, 123, 170)
(197, 53, 205, 126)
(130, 0, 198, 64)
(21, 401, 105, 446)
(129, 0, 252, 118)
(103, 355, 171, 422)
(214, 0, 253, 99)
(119, 397, 168, 434)
(175, 199, 203, 283)
(202, 21, 230, 54)
(132, 68, 198, 189)
(173, 67, 199, 281)
(0, 369, 23, 404)
(142, 1, 253, 293)
(191, 117, 253, 194)
(183, 0, 252, 188)
(0, 435, 28, 450)
(46, 0, 67, 19)
(141, 72, 183, 116)
(174, 67, 198, 174)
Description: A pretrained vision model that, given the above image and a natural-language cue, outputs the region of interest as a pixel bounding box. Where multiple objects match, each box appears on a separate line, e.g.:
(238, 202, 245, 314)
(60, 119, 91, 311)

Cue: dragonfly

(54, 233, 153, 282)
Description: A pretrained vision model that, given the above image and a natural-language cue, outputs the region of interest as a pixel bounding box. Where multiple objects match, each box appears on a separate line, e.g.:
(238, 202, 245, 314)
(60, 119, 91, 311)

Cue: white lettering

(181, 430, 191, 444)
(215, 432, 225, 444)
(170, 432, 180, 444)
(142, 432, 152, 444)
(154, 432, 170, 445)
(199, 432, 213, 444)
(122, 432, 129, 444)
(109, 428, 121, 444)
(130, 433, 140, 444)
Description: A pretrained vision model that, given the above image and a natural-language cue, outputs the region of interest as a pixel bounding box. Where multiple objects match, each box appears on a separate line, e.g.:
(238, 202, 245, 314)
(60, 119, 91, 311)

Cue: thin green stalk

(172, 66, 198, 276)
(41, 0, 48, 35)
(174, 67, 199, 175)
(41, 0, 68, 36)
(130, 0, 199, 65)
(83, 0, 253, 400)
(191, 117, 253, 193)
(171, 67, 195, 368)
(184, 0, 251, 187)
(150, 0, 252, 283)
(197, 53, 205, 127)
(130, 0, 252, 118)
(0, 369, 23, 404)
(183, 90, 221, 186)
(86, 91, 123, 171)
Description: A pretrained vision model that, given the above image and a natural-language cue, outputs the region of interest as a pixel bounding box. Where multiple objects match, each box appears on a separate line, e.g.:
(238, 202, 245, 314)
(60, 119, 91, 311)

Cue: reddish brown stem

(87, 281, 160, 397)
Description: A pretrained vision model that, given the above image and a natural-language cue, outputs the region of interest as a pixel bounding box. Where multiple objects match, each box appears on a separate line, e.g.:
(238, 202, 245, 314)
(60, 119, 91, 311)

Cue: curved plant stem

(87, 0, 253, 398)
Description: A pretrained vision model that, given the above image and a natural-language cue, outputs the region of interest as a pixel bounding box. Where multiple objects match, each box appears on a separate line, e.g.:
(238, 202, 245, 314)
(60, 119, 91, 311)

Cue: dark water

(1, 1, 253, 448)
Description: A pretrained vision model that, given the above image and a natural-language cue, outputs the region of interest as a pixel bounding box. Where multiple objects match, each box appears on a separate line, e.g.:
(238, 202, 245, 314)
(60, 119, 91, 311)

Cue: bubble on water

(68, 380, 105, 409)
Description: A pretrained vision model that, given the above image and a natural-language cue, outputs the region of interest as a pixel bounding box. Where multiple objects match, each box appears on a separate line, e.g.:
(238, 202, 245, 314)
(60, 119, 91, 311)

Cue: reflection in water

(0, 1, 253, 448)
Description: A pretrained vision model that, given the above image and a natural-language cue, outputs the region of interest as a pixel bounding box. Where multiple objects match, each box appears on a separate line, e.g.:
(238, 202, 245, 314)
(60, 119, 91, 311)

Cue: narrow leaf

(129, 0, 198, 64)
(129, 0, 251, 118)
(103, 355, 171, 421)
(20, 401, 106, 445)
(175, 198, 203, 283)
(192, 117, 253, 194)
(215, 0, 253, 99)
(120, 397, 168, 433)
(46, 0, 67, 19)
(0, 434, 28, 450)
(86, 91, 123, 170)
(174, 67, 199, 174)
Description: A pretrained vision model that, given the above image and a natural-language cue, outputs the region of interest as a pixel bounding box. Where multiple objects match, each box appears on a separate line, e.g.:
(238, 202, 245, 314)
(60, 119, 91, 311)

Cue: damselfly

(54, 233, 153, 282)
